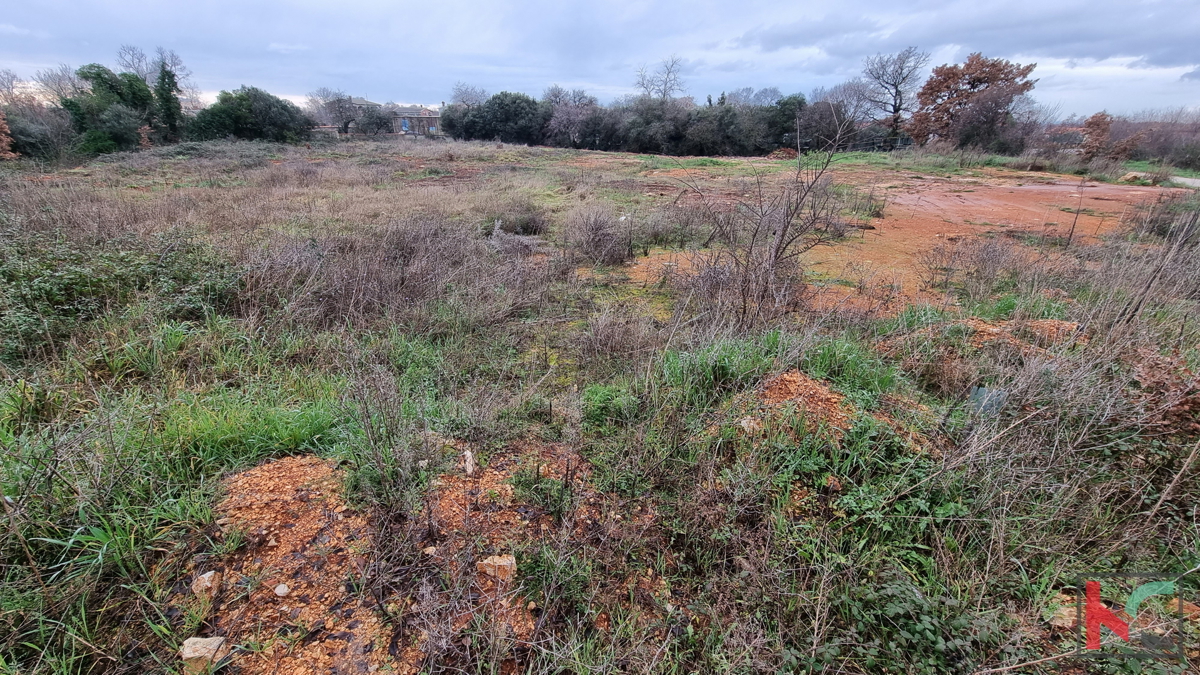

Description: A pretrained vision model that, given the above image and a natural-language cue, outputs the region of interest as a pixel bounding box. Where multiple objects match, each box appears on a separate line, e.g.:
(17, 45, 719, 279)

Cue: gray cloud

(736, 14, 883, 52)
(267, 43, 310, 55)
(0, 0, 1196, 115)
(0, 23, 34, 35)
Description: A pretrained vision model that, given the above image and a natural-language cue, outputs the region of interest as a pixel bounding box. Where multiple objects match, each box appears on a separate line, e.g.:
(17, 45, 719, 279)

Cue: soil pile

(761, 370, 852, 430)
(181, 456, 389, 675)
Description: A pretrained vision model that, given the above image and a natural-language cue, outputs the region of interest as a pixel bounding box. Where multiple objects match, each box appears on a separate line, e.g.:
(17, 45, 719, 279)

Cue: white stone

(273, 583, 290, 597)
(191, 571, 221, 599)
(181, 637, 229, 674)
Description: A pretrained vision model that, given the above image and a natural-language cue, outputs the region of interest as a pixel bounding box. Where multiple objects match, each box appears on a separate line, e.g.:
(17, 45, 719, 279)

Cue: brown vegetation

(1, 137, 1197, 675)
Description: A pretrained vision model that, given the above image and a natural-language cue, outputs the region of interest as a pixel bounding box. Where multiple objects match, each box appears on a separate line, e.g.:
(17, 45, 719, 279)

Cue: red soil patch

(419, 166, 482, 185)
(959, 317, 1085, 352)
(188, 456, 389, 675)
(1018, 319, 1089, 347)
(585, 164, 1177, 313)
(641, 168, 695, 179)
(809, 169, 1187, 294)
(563, 152, 646, 170)
(761, 371, 852, 430)
(623, 249, 697, 285)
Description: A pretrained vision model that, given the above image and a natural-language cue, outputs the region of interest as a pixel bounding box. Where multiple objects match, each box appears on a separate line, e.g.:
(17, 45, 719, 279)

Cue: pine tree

(154, 63, 184, 142)
(0, 111, 18, 159)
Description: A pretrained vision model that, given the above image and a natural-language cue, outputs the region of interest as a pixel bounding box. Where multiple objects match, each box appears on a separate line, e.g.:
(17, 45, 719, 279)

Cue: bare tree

(681, 126, 856, 327)
(0, 69, 20, 106)
(34, 64, 86, 101)
(306, 87, 357, 132)
(812, 79, 873, 125)
(544, 85, 598, 146)
(117, 45, 154, 82)
(862, 47, 930, 146)
(451, 82, 489, 108)
(723, 87, 755, 106)
(635, 55, 686, 100)
(154, 47, 200, 103)
(115, 45, 199, 103)
(750, 87, 783, 107)
(720, 87, 782, 108)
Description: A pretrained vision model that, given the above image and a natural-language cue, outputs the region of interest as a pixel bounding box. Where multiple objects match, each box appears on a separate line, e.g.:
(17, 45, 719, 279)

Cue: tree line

(0, 46, 313, 160)
(441, 49, 1052, 157)
(2, 46, 1197, 169)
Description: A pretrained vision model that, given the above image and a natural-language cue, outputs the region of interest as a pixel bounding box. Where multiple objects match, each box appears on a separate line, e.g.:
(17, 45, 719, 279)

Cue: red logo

(1084, 580, 1129, 649)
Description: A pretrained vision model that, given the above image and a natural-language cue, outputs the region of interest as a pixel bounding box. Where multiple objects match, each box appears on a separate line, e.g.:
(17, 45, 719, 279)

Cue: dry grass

(1, 137, 1198, 675)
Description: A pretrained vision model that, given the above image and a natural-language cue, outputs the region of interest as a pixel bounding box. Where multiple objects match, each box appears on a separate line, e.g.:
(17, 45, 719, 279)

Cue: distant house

(333, 97, 442, 135)
(348, 97, 383, 113)
(391, 106, 441, 135)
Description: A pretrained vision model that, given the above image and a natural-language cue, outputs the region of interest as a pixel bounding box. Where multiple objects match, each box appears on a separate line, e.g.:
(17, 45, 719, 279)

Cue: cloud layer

(2, 0, 1197, 115)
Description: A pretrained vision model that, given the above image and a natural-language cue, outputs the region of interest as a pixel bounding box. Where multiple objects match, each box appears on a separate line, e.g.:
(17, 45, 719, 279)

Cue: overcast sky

(2, 0, 1198, 116)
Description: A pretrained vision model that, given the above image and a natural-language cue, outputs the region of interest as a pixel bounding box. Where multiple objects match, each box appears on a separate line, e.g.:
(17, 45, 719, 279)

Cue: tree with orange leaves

(908, 53, 1036, 147)
(1080, 112, 1113, 162)
(0, 111, 18, 159)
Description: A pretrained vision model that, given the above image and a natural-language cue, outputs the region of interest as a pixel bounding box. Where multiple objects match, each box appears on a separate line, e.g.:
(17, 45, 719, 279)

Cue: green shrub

(969, 293, 1067, 321)
(814, 574, 1007, 674)
(189, 86, 313, 142)
(76, 129, 119, 154)
(0, 230, 238, 362)
(518, 544, 592, 620)
(510, 462, 575, 521)
(582, 384, 639, 432)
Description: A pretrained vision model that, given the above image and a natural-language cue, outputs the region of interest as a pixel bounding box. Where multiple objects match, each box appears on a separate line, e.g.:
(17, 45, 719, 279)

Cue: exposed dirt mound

(1131, 348, 1200, 433)
(766, 148, 799, 160)
(1018, 319, 1087, 347)
(883, 318, 1085, 358)
(180, 456, 389, 675)
(761, 370, 852, 430)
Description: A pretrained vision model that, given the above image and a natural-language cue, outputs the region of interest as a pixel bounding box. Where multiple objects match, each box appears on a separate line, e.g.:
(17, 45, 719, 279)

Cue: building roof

(349, 97, 382, 107)
(392, 106, 440, 117)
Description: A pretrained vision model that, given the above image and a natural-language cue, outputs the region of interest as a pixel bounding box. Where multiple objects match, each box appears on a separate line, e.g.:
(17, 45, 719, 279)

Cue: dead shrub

(916, 237, 1032, 299)
(638, 205, 708, 249)
(576, 306, 661, 365)
(563, 205, 630, 265)
(236, 216, 553, 332)
(483, 193, 549, 236)
(674, 150, 855, 328)
(1084, 156, 1126, 181)
(258, 160, 324, 188)
(1130, 191, 1200, 245)
(684, 248, 806, 327)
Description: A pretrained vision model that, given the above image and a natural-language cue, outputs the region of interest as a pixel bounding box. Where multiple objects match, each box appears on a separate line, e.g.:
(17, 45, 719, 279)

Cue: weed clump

(563, 205, 631, 265)
(581, 383, 639, 433)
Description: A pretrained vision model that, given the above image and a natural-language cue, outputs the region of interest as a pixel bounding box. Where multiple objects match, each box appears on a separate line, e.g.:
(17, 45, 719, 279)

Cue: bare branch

(451, 82, 488, 108)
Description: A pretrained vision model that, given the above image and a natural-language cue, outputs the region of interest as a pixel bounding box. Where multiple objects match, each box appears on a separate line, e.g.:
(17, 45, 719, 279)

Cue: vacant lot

(1, 138, 1198, 674)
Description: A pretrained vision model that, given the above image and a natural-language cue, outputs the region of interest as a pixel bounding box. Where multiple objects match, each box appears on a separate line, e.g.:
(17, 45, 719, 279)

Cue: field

(1, 137, 1198, 674)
